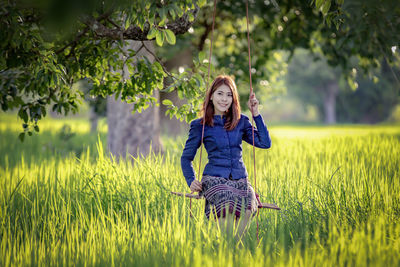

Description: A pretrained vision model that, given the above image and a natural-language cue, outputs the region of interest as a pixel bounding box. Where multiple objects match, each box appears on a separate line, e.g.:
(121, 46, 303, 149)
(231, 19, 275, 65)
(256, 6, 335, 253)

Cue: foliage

(1, 116, 400, 265)
(0, 0, 206, 136)
(336, 58, 400, 123)
(163, 0, 399, 118)
(287, 49, 400, 123)
(1, 0, 399, 137)
(286, 48, 343, 121)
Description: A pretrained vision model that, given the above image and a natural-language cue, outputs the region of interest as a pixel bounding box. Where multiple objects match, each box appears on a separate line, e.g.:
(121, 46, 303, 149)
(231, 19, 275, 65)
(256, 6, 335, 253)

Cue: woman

(181, 75, 271, 236)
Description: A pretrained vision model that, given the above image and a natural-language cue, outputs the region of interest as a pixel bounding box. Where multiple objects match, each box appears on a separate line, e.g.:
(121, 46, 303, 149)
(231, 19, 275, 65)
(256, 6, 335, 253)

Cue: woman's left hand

(247, 92, 260, 116)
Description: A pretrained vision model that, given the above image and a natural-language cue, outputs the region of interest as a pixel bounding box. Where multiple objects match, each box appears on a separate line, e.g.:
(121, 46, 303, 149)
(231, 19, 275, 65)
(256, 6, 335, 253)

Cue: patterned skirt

(201, 175, 258, 219)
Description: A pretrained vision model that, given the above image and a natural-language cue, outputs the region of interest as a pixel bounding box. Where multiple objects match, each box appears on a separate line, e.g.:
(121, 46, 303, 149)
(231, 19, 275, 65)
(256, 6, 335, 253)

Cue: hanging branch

(84, 7, 199, 41)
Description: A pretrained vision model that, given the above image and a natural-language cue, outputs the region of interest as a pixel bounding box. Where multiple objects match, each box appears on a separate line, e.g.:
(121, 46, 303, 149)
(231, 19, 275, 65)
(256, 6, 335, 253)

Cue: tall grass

(1, 114, 399, 266)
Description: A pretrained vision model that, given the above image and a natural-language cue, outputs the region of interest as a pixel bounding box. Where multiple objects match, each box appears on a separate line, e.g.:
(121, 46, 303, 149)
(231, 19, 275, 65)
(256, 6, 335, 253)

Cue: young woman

(181, 75, 271, 235)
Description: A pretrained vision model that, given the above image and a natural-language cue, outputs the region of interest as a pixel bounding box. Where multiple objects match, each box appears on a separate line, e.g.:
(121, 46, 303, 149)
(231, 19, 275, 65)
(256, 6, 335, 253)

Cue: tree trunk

(107, 41, 162, 159)
(323, 82, 339, 124)
(89, 106, 98, 132)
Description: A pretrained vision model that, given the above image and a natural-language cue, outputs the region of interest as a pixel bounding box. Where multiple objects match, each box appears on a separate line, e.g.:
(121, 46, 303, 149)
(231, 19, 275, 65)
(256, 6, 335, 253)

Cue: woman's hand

(190, 179, 202, 193)
(247, 92, 260, 116)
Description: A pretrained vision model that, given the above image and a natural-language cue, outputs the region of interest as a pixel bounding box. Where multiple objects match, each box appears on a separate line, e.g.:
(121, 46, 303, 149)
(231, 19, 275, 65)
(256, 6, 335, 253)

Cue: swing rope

(195, 0, 260, 241)
(173, 0, 280, 235)
(198, 0, 217, 181)
(189, 0, 218, 217)
(245, 0, 261, 243)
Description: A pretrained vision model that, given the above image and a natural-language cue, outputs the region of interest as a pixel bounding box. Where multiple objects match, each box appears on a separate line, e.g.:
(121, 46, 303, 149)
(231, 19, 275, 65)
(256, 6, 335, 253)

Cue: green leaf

(322, 0, 331, 15)
(124, 18, 130, 30)
(169, 7, 176, 19)
(160, 7, 167, 22)
(188, 12, 194, 22)
(162, 99, 173, 106)
(18, 109, 28, 123)
(198, 51, 206, 63)
(18, 132, 25, 142)
(147, 27, 157, 39)
(34, 125, 39, 132)
(156, 30, 164, 46)
(164, 29, 176, 45)
(149, 14, 155, 25)
(193, 73, 203, 87)
(315, 0, 324, 10)
(198, 0, 207, 8)
(173, 4, 184, 17)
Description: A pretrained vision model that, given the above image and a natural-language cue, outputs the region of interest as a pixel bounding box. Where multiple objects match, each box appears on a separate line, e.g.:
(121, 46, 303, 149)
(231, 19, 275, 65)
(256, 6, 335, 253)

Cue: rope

(198, 0, 217, 183)
(192, 0, 261, 243)
(190, 0, 217, 217)
(245, 0, 260, 243)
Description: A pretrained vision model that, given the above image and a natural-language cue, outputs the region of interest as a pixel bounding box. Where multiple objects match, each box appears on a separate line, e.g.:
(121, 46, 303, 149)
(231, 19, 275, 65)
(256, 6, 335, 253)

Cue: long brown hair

(201, 75, 241, 130)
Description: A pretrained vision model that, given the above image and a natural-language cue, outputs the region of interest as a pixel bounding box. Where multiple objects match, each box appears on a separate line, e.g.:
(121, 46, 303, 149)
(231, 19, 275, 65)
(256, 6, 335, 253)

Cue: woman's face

(211, 84, 233, 115)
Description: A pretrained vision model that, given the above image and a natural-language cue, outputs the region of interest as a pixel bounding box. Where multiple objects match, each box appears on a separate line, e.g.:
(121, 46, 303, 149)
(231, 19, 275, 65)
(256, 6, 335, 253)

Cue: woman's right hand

(190, 179, 202, 193)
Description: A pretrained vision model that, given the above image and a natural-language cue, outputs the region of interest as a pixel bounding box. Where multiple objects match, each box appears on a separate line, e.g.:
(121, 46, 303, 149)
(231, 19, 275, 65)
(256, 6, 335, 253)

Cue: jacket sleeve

(243, 114, 271, 149)
(181, 120, 202, 187)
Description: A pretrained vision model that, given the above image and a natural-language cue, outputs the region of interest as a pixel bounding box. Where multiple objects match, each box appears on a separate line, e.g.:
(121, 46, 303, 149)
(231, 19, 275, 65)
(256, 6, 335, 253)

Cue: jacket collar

(213, 114, 226, 125)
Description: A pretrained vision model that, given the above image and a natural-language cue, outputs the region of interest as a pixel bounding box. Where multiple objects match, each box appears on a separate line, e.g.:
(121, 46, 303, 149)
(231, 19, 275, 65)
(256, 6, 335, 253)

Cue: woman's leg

(235, 210, 254, 241)
(235, 188, 258, 242)
(217, 208, 236, 235)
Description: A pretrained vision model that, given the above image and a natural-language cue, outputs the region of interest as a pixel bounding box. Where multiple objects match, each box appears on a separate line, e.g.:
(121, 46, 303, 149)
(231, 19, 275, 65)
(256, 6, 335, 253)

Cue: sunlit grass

(0, 114, 399, 266)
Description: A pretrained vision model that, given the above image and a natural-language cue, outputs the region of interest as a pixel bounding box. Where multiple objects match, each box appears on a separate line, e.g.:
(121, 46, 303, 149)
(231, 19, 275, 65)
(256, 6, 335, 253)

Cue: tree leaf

(322, 0, 331, 15)
(198, 0, 207, 8)
(156, 30, 164, 46)
(198, 51, 206, 63)
(124, 17, 130, 30)
(188, 12, 194, 22)
(160, 7, 167, 22)
(162, 99, 173, 106)
(173, 4, 184, 17)
(18, 132, 25, 142)
(168, 7, 176, 19)
(18, 108, 28, 123)
(316, 0, 324, 10)
(147, 27, 157, 39)
(164, 29, 176, 45)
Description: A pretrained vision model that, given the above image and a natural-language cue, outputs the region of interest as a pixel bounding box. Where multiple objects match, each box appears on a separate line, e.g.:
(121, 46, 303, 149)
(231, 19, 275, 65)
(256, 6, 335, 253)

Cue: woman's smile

(212, 84, 233, 115)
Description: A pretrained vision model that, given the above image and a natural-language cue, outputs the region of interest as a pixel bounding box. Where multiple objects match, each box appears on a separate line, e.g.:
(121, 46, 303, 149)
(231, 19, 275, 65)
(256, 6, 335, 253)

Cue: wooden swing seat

(170, 191, 280, 210)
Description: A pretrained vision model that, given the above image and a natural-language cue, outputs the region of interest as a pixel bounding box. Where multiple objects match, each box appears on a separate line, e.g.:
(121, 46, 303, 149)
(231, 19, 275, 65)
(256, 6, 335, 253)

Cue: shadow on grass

(0, 125, 107, 168)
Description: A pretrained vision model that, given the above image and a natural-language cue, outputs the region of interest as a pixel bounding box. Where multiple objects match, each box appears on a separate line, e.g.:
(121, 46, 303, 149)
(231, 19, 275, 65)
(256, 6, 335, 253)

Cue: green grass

(1, 113, 400, 266)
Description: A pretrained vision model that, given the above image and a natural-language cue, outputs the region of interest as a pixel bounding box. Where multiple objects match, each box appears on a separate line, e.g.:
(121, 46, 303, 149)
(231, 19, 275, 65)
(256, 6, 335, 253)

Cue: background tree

(287, 49, 342, 124)
(336, 55, 400, 123)
(0, 0, 205, 159)
(287, 48, 400, 123)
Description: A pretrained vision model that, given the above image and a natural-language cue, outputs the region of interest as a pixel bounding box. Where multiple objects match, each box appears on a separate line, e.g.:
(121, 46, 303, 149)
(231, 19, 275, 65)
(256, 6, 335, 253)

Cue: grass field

(1, 113, 399, 266)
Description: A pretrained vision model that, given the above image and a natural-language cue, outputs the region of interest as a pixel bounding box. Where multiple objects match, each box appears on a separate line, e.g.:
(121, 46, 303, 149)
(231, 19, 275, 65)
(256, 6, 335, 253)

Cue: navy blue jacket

(181, 114, 271, 187)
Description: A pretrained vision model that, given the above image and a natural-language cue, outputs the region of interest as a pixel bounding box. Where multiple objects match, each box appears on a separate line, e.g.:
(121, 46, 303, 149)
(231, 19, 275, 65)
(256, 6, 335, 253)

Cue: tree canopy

(1, 0, 399, 139)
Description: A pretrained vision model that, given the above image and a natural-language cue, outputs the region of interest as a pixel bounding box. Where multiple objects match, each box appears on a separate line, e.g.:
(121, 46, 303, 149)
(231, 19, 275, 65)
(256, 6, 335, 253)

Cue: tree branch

(55, 27, 89, 55)
(84, 7, 199, 41)
(55, 11, 114, 55)
(140, 41, 176, 80)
